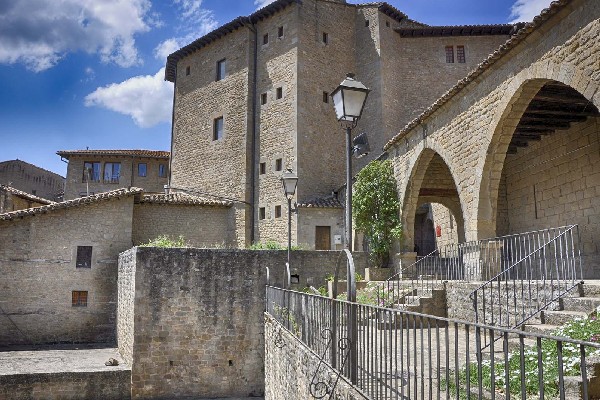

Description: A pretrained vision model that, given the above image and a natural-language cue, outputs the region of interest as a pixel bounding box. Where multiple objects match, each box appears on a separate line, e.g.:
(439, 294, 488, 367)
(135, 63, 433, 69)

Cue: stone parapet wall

(264, 313, 368, 400)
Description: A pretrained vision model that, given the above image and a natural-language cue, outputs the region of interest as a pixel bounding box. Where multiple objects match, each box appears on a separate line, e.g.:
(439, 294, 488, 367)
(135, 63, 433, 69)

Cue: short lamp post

(331, 73, 369, 385)
(281, 168, 298, 289)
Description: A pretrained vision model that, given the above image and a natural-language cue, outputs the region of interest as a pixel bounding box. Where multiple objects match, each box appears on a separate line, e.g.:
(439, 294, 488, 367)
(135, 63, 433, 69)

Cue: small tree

(353, 159, 402, 267)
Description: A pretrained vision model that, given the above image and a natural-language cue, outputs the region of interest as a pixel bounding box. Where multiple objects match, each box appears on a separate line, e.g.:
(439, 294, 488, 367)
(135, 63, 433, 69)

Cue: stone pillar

(393, 252, 417, 276)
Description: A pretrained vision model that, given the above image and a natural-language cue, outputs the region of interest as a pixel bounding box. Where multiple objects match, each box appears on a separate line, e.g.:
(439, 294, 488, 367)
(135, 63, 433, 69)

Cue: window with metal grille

(76, 246, 92, 268)
(457, 45, 466, 63)
(445, 46, 454, 63)
(72, 291, 88, 307)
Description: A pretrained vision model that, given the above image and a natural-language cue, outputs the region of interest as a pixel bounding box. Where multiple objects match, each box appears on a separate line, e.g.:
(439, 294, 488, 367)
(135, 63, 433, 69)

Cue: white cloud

(509, 0, 553, 23)
(85, 68, 173, 128)
(0, 0, 153, 72)
(254, 0, 276, 9)
(153, 0, 218, 61)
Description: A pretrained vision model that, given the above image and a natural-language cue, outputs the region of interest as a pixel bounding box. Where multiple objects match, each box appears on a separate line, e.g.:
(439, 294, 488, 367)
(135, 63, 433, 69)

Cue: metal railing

(267, 286, 600, 400)
(470, 225, 582, 331)
(379, 226, 582, 314)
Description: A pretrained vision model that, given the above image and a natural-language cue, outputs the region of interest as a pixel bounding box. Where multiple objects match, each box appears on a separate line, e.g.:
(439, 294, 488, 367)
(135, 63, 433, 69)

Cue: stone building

(57, 149, 170, 200)
(0, 184, 55, 213)
(0, 188, 233, 347)
(165, 0, 514, 249)
(0, 159, 64, 201)
(385, 0, 600, 277)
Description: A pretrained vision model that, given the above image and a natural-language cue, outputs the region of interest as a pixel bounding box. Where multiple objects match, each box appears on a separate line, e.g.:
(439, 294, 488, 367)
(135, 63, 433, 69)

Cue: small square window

(323, 91, 329, 103)
(275, 158, 282, 171)
(72, 291, 88, 307)
(138, 163, 147, 177)
(185, 66, 190, 76)
(259, 207, 266, 220)
(259, 162, 266, 175)
(158, 164, 167, 178)
(275, 205, 282, 218)
(263, 33, 269, 45)
(216, 58, 226, 81)
(457, 45, 466, 63)
(365, 20, 369, 27)
(213, 117, 224, 141)
(261, 92, 268, 105)
(278, 26, 284, 38)
(322, 32, 329, 44)
(445, 46, 454, 63)
(76, 246, 92, 268)
(276, 87, 283, 99)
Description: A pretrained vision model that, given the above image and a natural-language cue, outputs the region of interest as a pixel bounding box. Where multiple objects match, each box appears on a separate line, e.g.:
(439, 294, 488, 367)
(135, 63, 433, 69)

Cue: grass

(139, 234, 189, 247)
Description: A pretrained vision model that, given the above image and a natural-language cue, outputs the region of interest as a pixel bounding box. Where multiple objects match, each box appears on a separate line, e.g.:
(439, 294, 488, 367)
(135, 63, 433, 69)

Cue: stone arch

(477, 62, 600, 239)
(401, 147, 465, 253)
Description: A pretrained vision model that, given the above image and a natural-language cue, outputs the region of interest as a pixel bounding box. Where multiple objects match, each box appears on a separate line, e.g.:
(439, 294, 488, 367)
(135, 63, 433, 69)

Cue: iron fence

(267, 286, 600, 400)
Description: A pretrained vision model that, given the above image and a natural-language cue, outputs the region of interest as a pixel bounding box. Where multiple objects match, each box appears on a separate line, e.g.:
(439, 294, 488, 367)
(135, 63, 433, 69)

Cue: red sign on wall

(436, 225, 442, 237)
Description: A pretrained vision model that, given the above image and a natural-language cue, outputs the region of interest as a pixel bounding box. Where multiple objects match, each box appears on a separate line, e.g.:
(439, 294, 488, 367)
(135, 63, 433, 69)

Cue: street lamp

(281, 168, 298, 289)
(330, 73, 370, 251)
(331, 73, 369, 385)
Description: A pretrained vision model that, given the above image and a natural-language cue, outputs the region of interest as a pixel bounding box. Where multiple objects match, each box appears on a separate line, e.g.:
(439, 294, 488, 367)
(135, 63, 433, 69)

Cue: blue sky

(0, 0, 551, 177)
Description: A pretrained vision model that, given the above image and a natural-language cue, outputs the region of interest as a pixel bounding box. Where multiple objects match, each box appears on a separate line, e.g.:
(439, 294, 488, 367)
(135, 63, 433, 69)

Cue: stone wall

(264, 313, 368, 400)
(132, 202, 235, 247)
(0, 160, 64, 201)
(0, 370, 131, 400)
(0, 196, 134, 346)
(63, 156, 168, 200)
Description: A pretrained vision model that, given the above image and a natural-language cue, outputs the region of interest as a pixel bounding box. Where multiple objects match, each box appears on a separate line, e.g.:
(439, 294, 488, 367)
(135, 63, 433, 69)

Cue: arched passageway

(414, 202, 460, 256)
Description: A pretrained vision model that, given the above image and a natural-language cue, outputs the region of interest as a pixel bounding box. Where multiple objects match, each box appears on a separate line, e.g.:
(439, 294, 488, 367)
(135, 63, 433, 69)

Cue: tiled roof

(0, 185, 55, 205)
(396, 24, 522, 38)
(0, 188, 143, 221)
(139, 192, 232, 207)
(165, 1, 423, 82)
(56, 150, 170, 159)
(298, 195, 343, 209)
(384, 0, 573, 151)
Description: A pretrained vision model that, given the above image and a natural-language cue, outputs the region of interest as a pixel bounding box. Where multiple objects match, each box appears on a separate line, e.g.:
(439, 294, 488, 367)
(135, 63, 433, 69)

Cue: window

(213, 117, 224, 140)
(259, 162, 266, 175)
(185, 66, 190, 76)
(72, 291, 88, 307)
(386, 21, 390, 27)
(323, 91, 329, 103)
(259, 207, 266, 220)
(457, 45, 466, 63)
(276, 87, 283, 99)
(158, 164, 167, 178)
(263, 33, 269, 45)
(275, 158, 282, 171)
(261, 92, 268, 105)
(76, 246, 92, 268)
(445, 46, 454, 63)
(322, 32, 329, 44)
(365, 20, 370, 27)
(275, 205, 282, 218)
(138, 163, 147, 177)
(83, 162, 101, 182)
(278, 26, 284, 38)
(216, 58, 226, 81)
(103, 163, 121, 183)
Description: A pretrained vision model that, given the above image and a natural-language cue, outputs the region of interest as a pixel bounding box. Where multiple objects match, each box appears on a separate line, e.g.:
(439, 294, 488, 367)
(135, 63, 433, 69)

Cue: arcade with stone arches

(387, 0, 600, 277)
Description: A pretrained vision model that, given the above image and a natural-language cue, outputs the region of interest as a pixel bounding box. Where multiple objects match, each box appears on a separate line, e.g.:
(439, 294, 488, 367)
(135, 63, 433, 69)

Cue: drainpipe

(167, 65, 177, 195)
(247, 19, 259, 245)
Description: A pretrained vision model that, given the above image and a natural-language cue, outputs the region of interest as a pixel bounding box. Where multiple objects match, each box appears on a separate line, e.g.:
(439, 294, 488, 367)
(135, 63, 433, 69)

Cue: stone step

(560, 296, 600, 312)
(522, 323, 560, 335)
(541, 310, 588, 325)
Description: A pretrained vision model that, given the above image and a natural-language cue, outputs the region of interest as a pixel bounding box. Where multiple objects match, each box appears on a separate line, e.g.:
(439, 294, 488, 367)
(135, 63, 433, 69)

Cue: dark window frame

(275, 158, 283, 171)
(445, 46, 454, 63)
(83, 161, 101, 183)
(276, 87, 283, 99)
(185, 66, 191, 76)
(322, 32, 329, 44)
(103, 162, 121, 184)
(278, 26, 284, 38)
(275, 205, 282, 218)
(138, 163, 147, 177)
(213, 117, 224, 141)
(261, 92, 268, 105)
(76, 246, 93, 268)
(259, 162, 266, 175)
(72, 291, 88, 307)
(259, 207, 266, 220)
(323, 91, 329, 103)
(457, 45, 466, 63)
(216, 58, 226, 81)
(263, 33, 269, 45)
(158, 164, 167, 178)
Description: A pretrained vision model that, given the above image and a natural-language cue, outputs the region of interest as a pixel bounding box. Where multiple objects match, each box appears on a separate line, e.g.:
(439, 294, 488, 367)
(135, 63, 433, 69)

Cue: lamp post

(331, 73, 369, 385)
(281, 168, 298, 289)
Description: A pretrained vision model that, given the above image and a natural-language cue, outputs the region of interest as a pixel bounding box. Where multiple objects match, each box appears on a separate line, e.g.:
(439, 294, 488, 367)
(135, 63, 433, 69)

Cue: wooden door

(315, 226, 331, 250)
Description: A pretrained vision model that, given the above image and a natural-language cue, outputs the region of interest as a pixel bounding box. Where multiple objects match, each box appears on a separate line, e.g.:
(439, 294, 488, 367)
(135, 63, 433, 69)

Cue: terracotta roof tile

(384, 0, 573, 151)
(298, 195, 343, 209)
(56, 150, 170, 159)
(0, 187, 143, 221)
(0, 185, 55, 205)
(139, 192, 232, 207)
(396, 24, 522, 38)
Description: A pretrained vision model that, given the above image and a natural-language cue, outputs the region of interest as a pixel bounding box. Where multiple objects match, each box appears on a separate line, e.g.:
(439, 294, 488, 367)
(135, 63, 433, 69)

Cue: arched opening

(402, 149, 465, 254)
(480, 79, 600, 276)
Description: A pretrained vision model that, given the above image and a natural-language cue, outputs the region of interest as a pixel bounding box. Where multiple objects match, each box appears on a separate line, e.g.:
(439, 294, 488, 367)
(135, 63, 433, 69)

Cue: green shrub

(139, 235, 189, 248)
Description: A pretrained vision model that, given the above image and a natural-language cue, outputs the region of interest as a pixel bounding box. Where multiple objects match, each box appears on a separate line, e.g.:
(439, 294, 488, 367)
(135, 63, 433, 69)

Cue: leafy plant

(353, 159, 402, 267)
(140, 235, 189, 248)
(249, 241, 302, 250)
